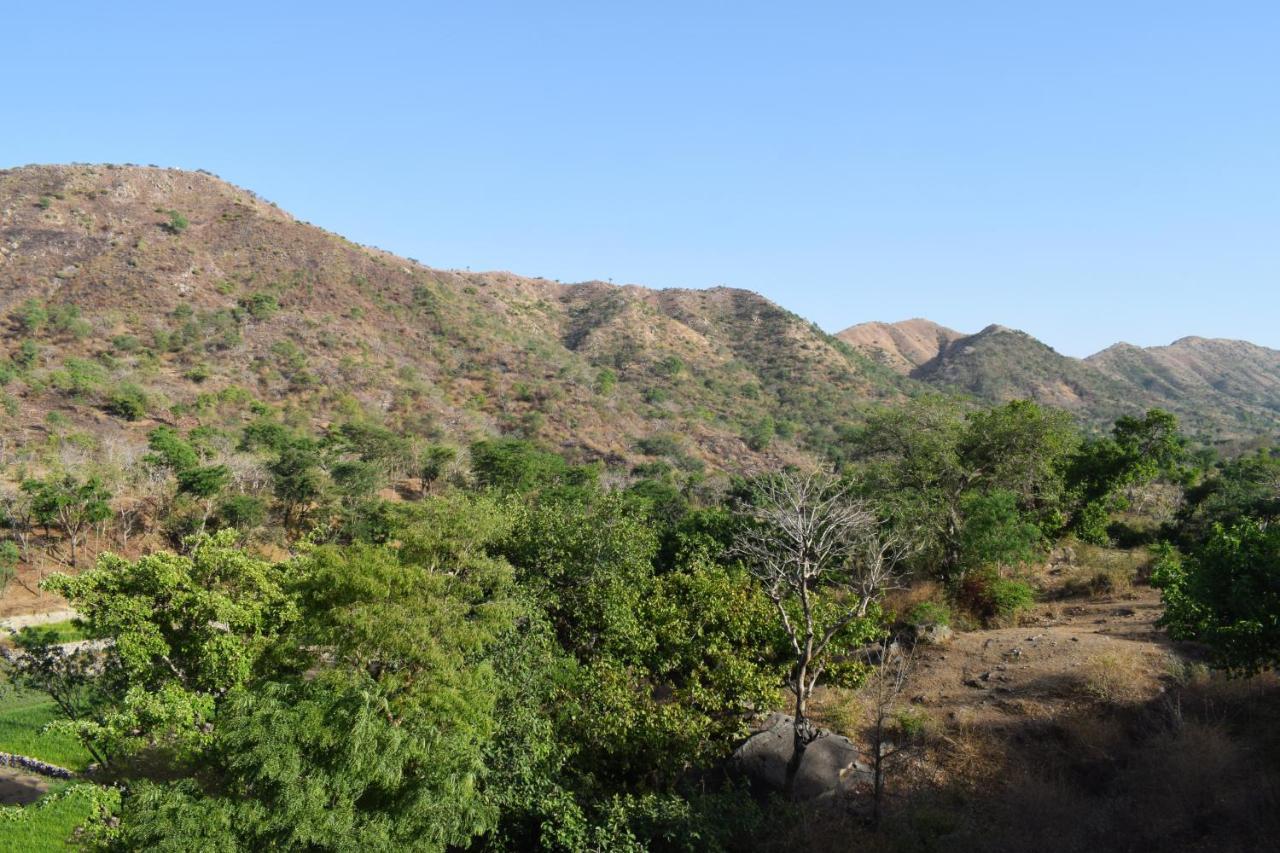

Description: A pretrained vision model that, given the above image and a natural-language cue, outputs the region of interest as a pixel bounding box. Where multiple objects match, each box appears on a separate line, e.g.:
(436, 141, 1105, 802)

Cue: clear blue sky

(5, 1, 1278, 356)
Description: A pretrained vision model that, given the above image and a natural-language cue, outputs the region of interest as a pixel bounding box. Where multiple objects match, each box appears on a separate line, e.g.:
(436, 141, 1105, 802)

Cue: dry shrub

(1059, 542, 1147, 598)
(883, 579, 945, 620)
(1078, 648, 1157, 703)
(808, 684, 864, 735)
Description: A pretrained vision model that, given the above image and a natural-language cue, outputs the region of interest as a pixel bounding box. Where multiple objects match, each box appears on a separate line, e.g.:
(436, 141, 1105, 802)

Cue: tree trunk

(785, 659, 814, 796)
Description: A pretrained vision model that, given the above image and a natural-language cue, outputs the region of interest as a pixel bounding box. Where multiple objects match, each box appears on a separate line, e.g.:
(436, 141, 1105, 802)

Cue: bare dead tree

(735, 469, 912, 795)
(866, 642, 914, 828)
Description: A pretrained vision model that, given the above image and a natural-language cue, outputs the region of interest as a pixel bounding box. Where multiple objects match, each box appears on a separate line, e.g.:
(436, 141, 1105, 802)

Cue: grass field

(0, 784, 103, 851)
(0, 690, 92, 771)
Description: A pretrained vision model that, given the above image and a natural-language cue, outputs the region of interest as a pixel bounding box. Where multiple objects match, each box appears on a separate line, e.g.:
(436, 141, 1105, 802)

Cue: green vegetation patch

(0, 689, 93, 771)
(0, 784, 116, 852)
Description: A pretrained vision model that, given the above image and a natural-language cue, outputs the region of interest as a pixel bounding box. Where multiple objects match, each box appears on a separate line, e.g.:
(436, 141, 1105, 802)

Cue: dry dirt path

(903, 585, 1182, 728)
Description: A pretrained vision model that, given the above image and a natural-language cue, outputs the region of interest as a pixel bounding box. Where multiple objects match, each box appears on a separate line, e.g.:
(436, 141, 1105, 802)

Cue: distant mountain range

(838, 319, 1280, 440)
(0, 164, 1275, 478)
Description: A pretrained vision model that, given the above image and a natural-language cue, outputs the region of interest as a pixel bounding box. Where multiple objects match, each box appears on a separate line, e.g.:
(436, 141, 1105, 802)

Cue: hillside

(839, 319, 1280, 439)
(1088, 337, 1280, 438)
(837, 318, 966, 374)
(0, 163, 907, 476)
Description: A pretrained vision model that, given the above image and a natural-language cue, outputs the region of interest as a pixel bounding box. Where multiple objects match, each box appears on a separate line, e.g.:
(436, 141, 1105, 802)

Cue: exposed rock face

(732, 712, 873, 801)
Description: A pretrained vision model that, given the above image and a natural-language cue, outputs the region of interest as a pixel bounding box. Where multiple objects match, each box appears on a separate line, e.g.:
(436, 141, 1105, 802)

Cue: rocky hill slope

(0, 164, 906, 474)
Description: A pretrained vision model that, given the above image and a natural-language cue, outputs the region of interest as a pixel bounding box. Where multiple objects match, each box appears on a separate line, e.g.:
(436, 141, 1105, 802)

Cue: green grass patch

(0, 783, 111, 851)
(0, 690, 91, 771)
(14, 621, 88, 645)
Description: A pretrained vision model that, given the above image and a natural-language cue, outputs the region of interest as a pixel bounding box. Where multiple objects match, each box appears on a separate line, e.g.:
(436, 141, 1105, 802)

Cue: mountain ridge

(0, 163, 908, 473)
(838, 318, 1280, 439)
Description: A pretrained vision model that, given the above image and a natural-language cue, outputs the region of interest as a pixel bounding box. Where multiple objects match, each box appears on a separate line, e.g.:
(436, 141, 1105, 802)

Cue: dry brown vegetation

(786, 548, 1280, 853)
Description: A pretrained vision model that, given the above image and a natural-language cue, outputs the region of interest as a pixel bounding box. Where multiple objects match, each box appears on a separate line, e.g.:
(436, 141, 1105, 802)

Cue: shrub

(238, 292, 279, 320)
(642, 387, 670, 405)
(743, 416, 776, 451)
(12, 340, 38, 369)
(0, 540, 18, 592)
(47, 304, 90, 338)
(955, 568, 1035, 625)
(216, 495, 267, 531)
(12, 298, 46, 333)
(1075, 500, 1112, 545)
(104, 383, 149, 420)
(653, 356, 685, 378)
(905, 600, 951, 627)
(166, 210, 189, 234)
(635, 434, 680, 457)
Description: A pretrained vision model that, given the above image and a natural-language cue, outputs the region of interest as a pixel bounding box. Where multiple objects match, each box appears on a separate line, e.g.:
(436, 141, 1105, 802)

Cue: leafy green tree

(147, 426, 201, 472)
(215, 494, 267, 532)
(1154, 519, 1280, 673)
(851, 397, 1076, 581)
(420, 444, 457, 490)
(958, 489, 1044, 571)
(1066, 409, 1187, 543)
(21, 475, 112, 567)
(177, 465, 230, 500)
(1176, 448, 1280, 547)
(115, 502, 520, 851)
(268, 440, 327, 529)
(43, 530, 295, 764)
(178, 465, 232, 531)
(470, 438, 597, 496)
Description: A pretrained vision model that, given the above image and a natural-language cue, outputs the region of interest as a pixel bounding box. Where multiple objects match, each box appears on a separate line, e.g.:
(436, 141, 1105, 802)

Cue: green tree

(114, 504, 519, 850)
(420, 444, 457, 491)
(851, 397, 1076, 581)
(268, 440, 326, 529)
(1066, 408, 1187, 543)
(21, 475, 112, 567)
(147, 426, 201, 472)
(1154, 519, 1280, 673)
(42, 530, 295, 763)
(0, 540, 18, 592)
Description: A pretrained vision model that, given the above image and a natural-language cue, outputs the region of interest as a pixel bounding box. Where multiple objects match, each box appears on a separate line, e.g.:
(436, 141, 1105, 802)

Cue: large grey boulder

(732, 712, 873, 801)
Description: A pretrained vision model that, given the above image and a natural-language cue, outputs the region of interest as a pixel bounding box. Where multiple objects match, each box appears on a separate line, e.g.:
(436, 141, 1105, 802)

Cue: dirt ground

(0, 767, 52, 806)
(904, 586, 1179, 728)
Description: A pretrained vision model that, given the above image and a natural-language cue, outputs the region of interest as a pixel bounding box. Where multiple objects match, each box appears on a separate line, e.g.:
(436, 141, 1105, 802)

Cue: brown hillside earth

(1088, 337, 1280, 440)
(0, 163, 907, 482)
(836, 318, 966, 374)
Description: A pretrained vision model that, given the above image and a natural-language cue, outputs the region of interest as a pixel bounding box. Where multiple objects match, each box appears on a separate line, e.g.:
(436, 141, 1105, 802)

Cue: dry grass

(1054, 541, 1149, 599)
(1078, 648, 1159, 703)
